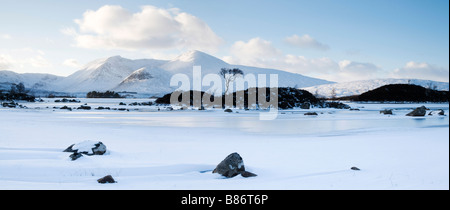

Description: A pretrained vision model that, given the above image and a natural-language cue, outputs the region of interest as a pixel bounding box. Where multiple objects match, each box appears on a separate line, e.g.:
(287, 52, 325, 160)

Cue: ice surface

(0, 100, 448, 190)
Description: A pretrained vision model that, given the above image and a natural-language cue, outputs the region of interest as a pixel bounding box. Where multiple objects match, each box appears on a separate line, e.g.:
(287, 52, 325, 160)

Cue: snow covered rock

(63, 141, 107, 160)
(213, 153, 257, 178)
(406, 106, 427, 117)
(428, 109, 445, 116)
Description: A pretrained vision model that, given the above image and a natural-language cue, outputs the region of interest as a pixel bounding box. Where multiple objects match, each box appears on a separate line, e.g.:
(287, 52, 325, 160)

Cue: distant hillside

(353, 84, 449, 102)
(304, 79, 449, 98)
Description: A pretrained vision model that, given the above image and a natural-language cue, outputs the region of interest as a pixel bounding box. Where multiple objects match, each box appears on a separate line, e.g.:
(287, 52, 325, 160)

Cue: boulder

(380, 109, 393, 115)
(351, 167, 361, 171)
(64, 141, 107, 160)
(304, 112, 318, 116)
(97, 175, 116, 184)
(69, 152, 83, 161)
(224, 109, 233, 113)
(212, 153, 257, 178)
(300, 102, 311, 109)
(406, 106, 427, 117)
(2, 102, 17, 108)
(428, 109, 445, 116)
(77, 105, 91, 110)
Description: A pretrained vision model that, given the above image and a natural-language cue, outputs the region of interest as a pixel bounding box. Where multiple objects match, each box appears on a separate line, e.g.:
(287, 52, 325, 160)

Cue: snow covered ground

(0, 99, 448, 190)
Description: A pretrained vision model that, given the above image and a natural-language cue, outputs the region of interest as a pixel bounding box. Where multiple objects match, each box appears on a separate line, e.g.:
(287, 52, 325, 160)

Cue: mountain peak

(174, 50, 222, 63)
(105, 55, 124, 61)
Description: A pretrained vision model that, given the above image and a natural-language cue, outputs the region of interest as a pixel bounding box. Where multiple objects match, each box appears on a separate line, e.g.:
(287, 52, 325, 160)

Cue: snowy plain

(0, 99, 448, 190)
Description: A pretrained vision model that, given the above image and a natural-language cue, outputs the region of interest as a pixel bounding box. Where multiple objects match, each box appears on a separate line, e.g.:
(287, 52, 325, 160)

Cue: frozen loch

(0, 99, 448, 190)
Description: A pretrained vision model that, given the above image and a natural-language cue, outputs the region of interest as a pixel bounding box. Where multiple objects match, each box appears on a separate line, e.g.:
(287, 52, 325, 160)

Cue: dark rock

(349, 108, 360, 111)
(63, 144, 76, 153)
(406, 106, 427, 117)
(213, 153, 245, 178)
(300, 102, 311, 109)
(97, 175, 116, 184)
(213, 153, 257, 178)
(304, 112, 318, 116)
(240, 171, 258, 178)
(77, 105, 91, 110)
(351, 167, 361, 171)
(60, 106, 72, 111)
(224, 109, 233, 113)
(69, 152, 83, 161)
(428, 109, 445, 116)
(2, 102, 17, 108)
(55, 98, 80, 103)
(323, 102, 351, 109)
(380, 109, 393, 115)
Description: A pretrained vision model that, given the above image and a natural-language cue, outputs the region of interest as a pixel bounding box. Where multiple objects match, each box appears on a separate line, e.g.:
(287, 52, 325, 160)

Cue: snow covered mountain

(158, 50, 332, 91)
(304, 79, 450, 98)
(2, 52, 449, 98)
(0, 70, 64, 93)
(114, 67, 174, 96)
(60, 56, 167, 93)
(56, 50, 334, 96)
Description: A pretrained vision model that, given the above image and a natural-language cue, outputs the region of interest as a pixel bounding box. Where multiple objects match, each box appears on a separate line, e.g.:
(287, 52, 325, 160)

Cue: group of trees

(155, 87, 334, 110)
(0, 83, 35, 102)
(86, 91, 123, 98)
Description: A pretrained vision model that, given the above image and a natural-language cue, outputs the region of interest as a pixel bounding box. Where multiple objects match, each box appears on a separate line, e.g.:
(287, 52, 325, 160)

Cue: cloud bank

(224, 37, 449, 83)
(63, 5, 223, 53)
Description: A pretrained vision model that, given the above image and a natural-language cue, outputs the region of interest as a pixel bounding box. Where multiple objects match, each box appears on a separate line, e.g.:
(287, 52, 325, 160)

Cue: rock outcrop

(212, 153, 257, 178)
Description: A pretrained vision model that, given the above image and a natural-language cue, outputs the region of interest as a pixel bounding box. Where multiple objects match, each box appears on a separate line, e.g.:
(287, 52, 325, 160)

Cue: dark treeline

(156, 87, 350, 110)
(86, 91, 123, 98)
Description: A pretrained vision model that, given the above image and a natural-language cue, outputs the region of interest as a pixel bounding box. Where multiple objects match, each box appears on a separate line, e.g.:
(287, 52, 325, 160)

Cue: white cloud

(284, 34, 329, 51)
(1, 34, 12, 39)
(391, 61, 449, 82)
(223, 37, 282, 67)
(0, 49, 53, 72)
(224, 37, 383, 82)
(0, 54, 15, 69)
(29, 55, 52, 68)
(64, 5, 223, 53)
(62, 58, 82, 68)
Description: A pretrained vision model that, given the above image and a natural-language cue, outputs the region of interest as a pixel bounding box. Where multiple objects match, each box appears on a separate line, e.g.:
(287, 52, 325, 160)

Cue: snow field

(0, 101, 448, 190)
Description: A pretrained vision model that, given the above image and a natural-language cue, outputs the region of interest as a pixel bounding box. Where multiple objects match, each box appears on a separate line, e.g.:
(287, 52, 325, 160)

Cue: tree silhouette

(219, 68, 244, 94)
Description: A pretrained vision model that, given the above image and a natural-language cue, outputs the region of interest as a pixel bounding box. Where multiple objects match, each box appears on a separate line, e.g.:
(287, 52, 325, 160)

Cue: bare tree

(330, 88, 337, 100)
(220, 68, 244, 94)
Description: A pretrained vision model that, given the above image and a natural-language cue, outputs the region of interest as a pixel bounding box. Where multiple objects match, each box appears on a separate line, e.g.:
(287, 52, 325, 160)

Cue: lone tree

(220, 68, 244, 94)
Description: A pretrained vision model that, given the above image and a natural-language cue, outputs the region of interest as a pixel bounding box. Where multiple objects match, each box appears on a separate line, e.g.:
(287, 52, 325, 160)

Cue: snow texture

(0, 99, 448, 190)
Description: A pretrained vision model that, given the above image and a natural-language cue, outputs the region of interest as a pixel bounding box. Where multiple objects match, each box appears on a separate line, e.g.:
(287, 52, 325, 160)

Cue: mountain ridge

(305, 78, 450, 98)
(3, 50, 448, 98)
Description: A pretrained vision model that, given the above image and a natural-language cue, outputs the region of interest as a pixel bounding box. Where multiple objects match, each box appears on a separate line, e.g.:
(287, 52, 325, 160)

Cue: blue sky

(0, 0, 448, 82)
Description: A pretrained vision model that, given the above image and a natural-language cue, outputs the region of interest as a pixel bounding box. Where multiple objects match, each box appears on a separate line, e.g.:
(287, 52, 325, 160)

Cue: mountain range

(0, 50, 332, 97)
(0, 50, 448, 97)
(305, 79, 449, 98)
